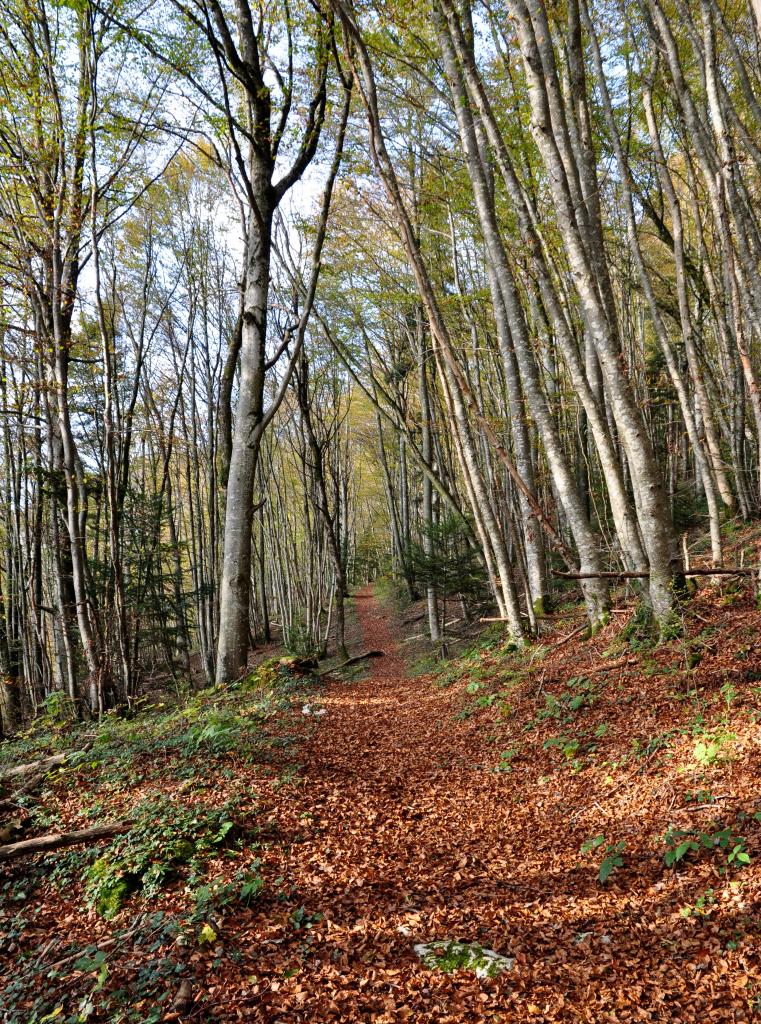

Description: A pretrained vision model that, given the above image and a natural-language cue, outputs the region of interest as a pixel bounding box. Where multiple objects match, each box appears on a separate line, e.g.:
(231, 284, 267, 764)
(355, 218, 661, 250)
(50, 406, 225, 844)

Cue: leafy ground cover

(2, 572, 761, 1021)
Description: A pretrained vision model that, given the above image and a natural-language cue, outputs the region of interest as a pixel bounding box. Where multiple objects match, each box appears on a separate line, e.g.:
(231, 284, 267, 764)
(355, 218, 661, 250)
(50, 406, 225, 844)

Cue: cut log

(0, 820, 131, 863)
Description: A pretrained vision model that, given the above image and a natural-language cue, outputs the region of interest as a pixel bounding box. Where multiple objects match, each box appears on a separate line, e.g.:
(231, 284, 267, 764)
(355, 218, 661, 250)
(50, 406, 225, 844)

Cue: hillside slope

(2, 580, 761, 1022)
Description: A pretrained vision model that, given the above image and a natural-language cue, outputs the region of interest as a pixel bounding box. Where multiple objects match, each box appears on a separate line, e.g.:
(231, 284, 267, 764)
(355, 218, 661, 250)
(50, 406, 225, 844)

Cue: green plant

(191, 864, 264, 921)
(662, 824, 751, 869)
(289, 906, 323, 930)
(684, 789, 715, 805)
(84, 796, 241, 918)
(580, 834, 625, 883)
(679, 888, 716, 918)
(39, 691, 77, 727)
(620, 602, 658, 651)
(535, 677, 598, 725)
(630, 730, 675, 758)
(544, 734, 580, 759)
(720, 680, 738, 714)
(494, 747, 519, 772)
(693, 728, 736, 768)
(662, 828, 701, 867)
(283, 620, 319, 659)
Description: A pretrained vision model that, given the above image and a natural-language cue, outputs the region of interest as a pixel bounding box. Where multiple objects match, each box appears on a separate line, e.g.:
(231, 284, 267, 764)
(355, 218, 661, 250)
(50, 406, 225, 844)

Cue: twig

(553, 623, 588, 649)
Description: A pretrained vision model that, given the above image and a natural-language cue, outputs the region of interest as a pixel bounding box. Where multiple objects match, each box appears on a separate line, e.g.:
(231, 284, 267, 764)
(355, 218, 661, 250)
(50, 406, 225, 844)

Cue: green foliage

(84, 658, 309, 777)
(283, 619, 319, 659)
(372, 574, 411, 609)
(580, 835, 625, 884)
(534, 676, 597, 725)
(289, 906, 323, 930)
(39, 692, 77, 727)
(693, 727, 736, 768)
(407, 515, 488, 606)
(494, 747, 520, 772)
(598, 842, 626, 884)
(679, 888, 716, 918)
(661, 823, 754, 869)
(671, 485, 708, 533)
(4, 912, 185, 1024)
(84, 797, 241, 918)
(630, 730, 676, 758)
(619, 602, 658, 651)
(190, 864, 264, 931)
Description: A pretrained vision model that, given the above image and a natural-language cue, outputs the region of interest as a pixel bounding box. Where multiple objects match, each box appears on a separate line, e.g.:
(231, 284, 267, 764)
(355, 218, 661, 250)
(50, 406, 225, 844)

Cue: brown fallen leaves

(3, 577, 761, 1022)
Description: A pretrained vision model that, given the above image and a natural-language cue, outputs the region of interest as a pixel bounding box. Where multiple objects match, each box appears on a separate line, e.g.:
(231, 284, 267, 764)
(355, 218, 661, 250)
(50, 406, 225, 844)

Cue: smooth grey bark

(438, 0, 648, 578)
(509, 0, 679, 621)
(434, 1, 609, 625)
(214, 6, 331, 681)
(416, 313, 441, 643)
(581, 8, 723, 567)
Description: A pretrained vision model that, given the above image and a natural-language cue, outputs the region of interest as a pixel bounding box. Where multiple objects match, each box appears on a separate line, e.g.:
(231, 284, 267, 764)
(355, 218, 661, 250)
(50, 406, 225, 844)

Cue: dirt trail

(250, 585, 532, 1022)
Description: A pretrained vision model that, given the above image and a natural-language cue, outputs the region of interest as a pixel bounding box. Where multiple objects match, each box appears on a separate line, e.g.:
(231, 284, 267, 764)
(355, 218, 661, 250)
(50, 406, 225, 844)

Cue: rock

(301, 704, 326, 717)
(414, 940, 514, 978)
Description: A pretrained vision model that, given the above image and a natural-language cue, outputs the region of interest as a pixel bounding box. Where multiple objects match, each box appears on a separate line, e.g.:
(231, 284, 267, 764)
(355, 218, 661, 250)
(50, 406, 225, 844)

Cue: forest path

(252, 583, 527, 1021)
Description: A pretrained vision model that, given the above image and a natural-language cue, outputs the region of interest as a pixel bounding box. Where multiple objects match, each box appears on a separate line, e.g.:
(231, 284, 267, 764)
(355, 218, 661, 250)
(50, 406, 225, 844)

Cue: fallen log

(0, 744, 92, 784)
(317, 650, 384, 676)
(0, 820, 131, 863)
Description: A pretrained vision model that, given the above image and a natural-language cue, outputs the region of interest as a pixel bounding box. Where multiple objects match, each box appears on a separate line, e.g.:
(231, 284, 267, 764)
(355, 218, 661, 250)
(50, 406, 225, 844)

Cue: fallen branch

(482, 609, 630, 624)
(317, 650, 384, 675)
(0, 765, 52, 815)
(0, 820, 131, 863)
(553, 623, 588, 649)
(582, 656, 638, 676)
(552, 567, 757, 580)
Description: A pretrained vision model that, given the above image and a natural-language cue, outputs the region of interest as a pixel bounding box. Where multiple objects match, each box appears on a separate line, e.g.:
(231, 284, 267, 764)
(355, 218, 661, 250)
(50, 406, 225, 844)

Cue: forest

(1, 0, 761, 1019)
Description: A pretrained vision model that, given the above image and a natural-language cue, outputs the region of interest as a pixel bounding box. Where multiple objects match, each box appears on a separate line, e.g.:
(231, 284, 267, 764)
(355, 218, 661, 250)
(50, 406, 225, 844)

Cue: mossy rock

(414, 940, 514, 978)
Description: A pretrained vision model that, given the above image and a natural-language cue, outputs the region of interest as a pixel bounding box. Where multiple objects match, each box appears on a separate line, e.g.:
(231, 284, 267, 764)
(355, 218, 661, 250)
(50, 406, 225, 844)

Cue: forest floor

(2, 573, 761, 1022)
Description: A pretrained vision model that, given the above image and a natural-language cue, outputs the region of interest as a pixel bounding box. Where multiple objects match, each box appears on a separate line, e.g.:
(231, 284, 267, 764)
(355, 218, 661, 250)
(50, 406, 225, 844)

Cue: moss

(414, 940, 513, 978)
(588, 611, 610, 637)
(658, 610, 683, 644)
(87, 857, 139, 919)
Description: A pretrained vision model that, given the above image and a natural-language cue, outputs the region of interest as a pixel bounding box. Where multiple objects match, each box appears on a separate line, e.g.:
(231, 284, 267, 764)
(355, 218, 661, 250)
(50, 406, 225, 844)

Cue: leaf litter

(2, 576, 761, 1021)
